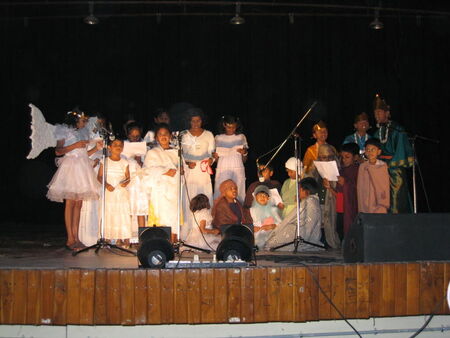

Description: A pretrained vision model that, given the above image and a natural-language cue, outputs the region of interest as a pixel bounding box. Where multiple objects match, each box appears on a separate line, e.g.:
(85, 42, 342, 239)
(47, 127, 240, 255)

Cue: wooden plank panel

(318, 266, 331, 320)
(173, 269, 188, 323)
(186, 269, 201, 324)
(279, 267, 294, 322)
(227, 268, 241, 323)
(79, 270, 95, 325)
(253, 268, 268, 323)
(394, 264, 407, 316)
(213, 269, 227, 323)
(369, 264, 383, 317)
(94, 269, 107, 324)
(40, 270, 55, 325)
(52, 270, 67, 325)
(381, 264, 395, 317)
(120, 270, 135, 325)
(330, 265, 345, 320)
(420, 262, 444, 314)
(240, 268, 254, 323)
(356, 264, 370, 319)
(12, 270, 28, 324)
(26, 270, 41, 325)
(106, 270, 121, 324)
(200, 269, 215, 323)
(344, 265, 357, 319)
(160, 269, 174, 323)
(147, 270, 162, 324)
(293, 267, 306, 322)
(133, 269, 148, 325)
(305, 266, 319, 321)
(267, 267, 280, 322)
(67, 270, 80, 324)
(443, 263, 450, 315)
(0, 270, 13, 324)
(406, 263, 420, 316)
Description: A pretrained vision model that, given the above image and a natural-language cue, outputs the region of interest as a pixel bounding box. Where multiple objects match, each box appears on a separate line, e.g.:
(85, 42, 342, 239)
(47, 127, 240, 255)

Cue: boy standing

(357, 138, 390, 213)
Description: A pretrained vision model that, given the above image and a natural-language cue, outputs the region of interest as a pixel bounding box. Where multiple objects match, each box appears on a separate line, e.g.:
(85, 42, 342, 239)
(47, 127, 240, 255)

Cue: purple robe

(336, 162, 359, 235)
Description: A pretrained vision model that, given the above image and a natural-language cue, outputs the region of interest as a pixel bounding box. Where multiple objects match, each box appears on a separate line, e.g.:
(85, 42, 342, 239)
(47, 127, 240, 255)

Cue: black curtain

(2, 14, 449, 225)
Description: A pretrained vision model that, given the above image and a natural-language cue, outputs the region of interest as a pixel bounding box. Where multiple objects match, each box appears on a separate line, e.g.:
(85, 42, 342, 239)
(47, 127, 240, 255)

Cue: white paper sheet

(313, 160, 340, 181)
(122, 141, 147, 159)
(215, 145, 243, 157)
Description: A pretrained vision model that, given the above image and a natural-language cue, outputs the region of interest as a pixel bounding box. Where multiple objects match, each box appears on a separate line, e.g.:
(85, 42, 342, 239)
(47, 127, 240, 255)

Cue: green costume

(374, 121, 414, 213)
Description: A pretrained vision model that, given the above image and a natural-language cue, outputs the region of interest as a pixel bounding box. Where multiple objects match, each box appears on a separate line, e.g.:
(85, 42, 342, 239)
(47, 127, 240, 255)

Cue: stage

(0, 228, 449, 327)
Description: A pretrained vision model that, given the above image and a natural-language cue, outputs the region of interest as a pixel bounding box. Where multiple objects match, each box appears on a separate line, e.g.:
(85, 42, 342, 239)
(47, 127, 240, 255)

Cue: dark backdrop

(2, 13, 450, 226)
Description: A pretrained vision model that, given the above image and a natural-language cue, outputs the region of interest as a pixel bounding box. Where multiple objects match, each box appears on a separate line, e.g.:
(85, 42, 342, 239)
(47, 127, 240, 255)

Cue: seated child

(184, 194, 221, 251)
(212, 179, 252, 231)
(265, 177, 323, 251)
(249, 185, 282, 249)
(357, 138, 390, 213)
(244, 163, 282, 209)
(280, 157, 302, 218)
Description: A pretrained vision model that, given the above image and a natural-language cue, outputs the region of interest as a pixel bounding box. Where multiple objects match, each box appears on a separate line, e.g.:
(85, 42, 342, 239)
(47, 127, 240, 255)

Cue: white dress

(181, 130, 215, 239)
(184, 209, 220, 251)
(47, 125, 99, 203)
(102, 158, 132, 240)
(143, 146, 182, 235)
(250, 202, 281, 249)
(213, 133, 248, 203)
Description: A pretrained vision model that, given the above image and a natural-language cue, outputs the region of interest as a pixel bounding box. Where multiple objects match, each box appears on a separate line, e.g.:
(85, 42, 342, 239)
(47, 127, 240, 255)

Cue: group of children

(47, 103, 393, 253)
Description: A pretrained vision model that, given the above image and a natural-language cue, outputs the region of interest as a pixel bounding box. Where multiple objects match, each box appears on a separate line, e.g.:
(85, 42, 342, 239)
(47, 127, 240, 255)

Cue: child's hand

(186, 161, 196, 169)
(164, 169, 177, 177)
(212, 152, 219, 159)
(254, 226, 261, 232)
(206, 228, 221, 235)
(236, 148, 246, 154)
(96, 140, 104, 150)
(277, 202, 285, 210)
(337, 176, 345, 186)
(323, 178, 330, 189)
(134, 155, 143, 167)
(75, 140, 89, 149)
(261, 224, 276, 231)
(106, 183, 115, 192)
(92, 158, 100, 168)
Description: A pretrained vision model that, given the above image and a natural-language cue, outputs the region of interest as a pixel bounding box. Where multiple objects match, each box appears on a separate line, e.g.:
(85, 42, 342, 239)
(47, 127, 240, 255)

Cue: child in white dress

(213, 115, 248, 203)
(47, 110, 101, 251)
(185, 194, 221, 251)
(97, 139, 132, 248)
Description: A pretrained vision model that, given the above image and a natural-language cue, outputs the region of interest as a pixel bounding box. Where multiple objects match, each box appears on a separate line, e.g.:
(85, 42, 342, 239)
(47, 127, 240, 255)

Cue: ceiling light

(369, 9, 383, 30)
(84, 2, 99, 25)
(230, 2, 245, 25)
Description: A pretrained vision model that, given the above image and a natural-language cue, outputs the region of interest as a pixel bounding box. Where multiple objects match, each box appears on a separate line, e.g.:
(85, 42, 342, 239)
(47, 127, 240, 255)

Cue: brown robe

(211, 196, 253, 231)
(357, 160, 390, 213)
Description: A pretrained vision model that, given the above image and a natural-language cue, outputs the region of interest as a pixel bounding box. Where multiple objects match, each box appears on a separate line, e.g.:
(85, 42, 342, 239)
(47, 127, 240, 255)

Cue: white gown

(184, 209, 220, 251)
(213, 133, 248, 203)
(143, 146, 182, 235)
(102, 158, 132, 240)
(47, 125, 99, 203)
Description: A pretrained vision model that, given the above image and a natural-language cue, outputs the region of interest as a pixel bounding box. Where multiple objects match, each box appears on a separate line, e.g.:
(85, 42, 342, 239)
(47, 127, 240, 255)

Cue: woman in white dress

(143, 124, 181, 242)
(181, 108, 215, 239)
(47, 110, 101, 251)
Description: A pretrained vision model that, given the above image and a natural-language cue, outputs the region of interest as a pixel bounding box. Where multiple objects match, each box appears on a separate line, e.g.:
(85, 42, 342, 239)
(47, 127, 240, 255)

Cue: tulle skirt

(47, 150, 100, 202)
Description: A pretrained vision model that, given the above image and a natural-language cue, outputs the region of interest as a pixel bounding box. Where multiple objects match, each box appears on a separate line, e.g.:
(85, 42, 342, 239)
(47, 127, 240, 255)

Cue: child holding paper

(213, 115, 248, 203)
(244, 163, 282, 209)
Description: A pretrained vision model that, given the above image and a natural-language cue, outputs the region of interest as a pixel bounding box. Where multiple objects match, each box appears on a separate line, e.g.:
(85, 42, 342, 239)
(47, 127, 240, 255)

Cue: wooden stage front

(0, 246, 449, 326)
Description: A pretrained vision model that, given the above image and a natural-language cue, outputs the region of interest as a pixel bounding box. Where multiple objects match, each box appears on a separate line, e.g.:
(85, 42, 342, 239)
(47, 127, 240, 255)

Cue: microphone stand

(172, 132, 212, 255)
(74, 131, 135, 257)
(261, 102, 325, 252)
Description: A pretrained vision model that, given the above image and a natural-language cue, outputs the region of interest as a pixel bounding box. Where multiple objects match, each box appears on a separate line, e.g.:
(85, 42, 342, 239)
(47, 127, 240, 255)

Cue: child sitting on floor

(244, 163, 282, 209)
(249, 185, 282, 249)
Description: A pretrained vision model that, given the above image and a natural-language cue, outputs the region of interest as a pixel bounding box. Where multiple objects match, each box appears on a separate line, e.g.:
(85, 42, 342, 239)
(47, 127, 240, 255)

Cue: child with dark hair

(357, 138, 390, 213)
(144, 108, 171, 148)
(184, 194, 221, 250)
(265, 177, 323, 251)
(244, 163, 282, 209)
(213, 115, 249, 203)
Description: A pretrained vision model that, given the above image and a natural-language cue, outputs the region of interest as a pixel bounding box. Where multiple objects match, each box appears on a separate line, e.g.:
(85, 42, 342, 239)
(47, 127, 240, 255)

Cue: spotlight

(230, 2, 245, 25)
(216, 224, 254, 262)
(137, 227, 174, 268)
(369, 9, 383, 30)
(84, 2, 99, 25)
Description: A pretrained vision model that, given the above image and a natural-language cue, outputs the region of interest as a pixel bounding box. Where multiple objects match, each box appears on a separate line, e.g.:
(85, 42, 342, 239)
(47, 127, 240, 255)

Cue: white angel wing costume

(27, 103, 56, 159)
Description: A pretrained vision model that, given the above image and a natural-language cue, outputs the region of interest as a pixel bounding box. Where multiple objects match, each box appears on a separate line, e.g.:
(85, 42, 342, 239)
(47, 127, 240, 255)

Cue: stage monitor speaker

(137, 226, 174, 268)
(216, 224, 254, 262)
(343, 213, 450, 263)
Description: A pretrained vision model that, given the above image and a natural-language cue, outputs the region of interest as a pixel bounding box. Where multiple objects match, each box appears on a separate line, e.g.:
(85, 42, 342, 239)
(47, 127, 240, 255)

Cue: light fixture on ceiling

(369, 9, 383, 30)
(230, 2, 245, 25)
(84, 2, 99, 25)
